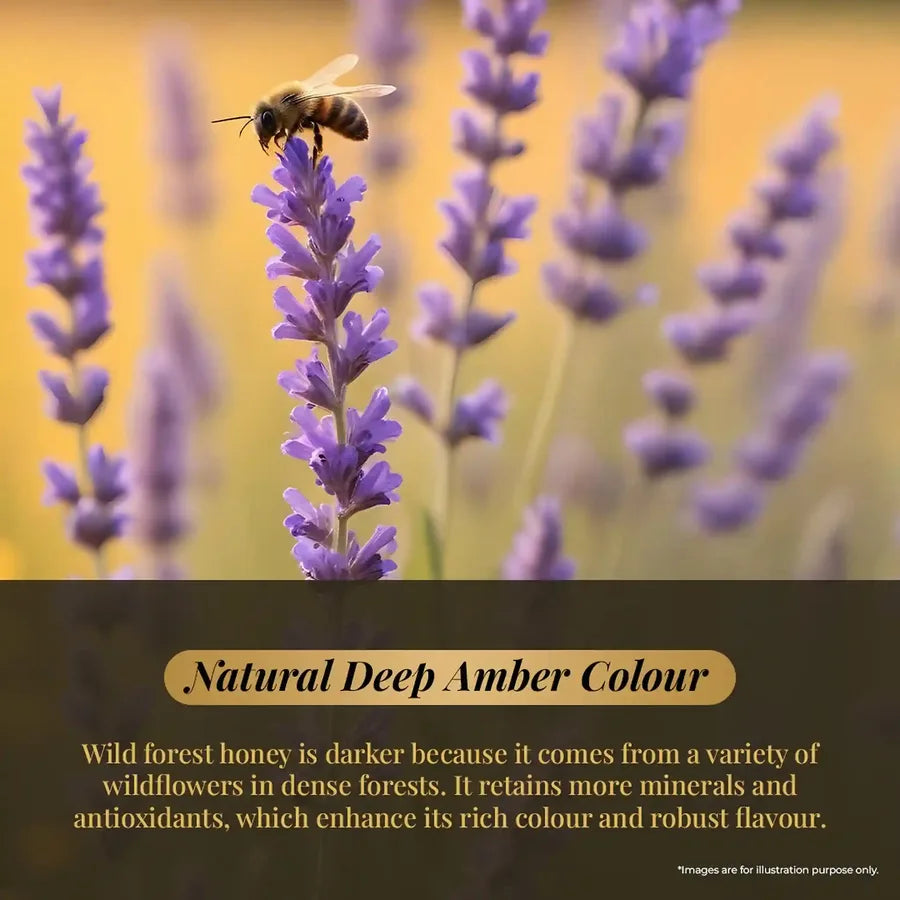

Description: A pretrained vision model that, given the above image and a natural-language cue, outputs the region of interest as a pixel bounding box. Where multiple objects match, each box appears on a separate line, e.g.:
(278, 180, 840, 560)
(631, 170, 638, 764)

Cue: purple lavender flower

(396, 0, 547, 577)
(292, 525, 398, 581)
(547, 0, 735, 311)
(626, 98, 838, 499)
(642, 369, 696, 418)
(605, 0, 736, 102)
(147, 34, 214, 224)
(354, 0, 422, 305)
(129, 351, 189, 578)
(24, 88, 126, 576)
(153, 264, 221, 418)
(447, 381, 509, 446)
(122, 263, 220, 578)
(254, 139, 401, 580)
(692, 476, 764, 532)
(526, 0, 736, 514)
(735, 352, 850, 484)
(752, 170, 845, 399)
(503, 497, 575, 580)
(414, 284, 515, 348)
(355, 0, 422, 178)
(392, 377, 435, 427)
(624, 418, 709, 478)
(665, 98, 839, 366)
(680, 107, 843, 535)
(662, 306, 757, 363)
(543, 263, 656, 322)
(692, 351, 849, 535)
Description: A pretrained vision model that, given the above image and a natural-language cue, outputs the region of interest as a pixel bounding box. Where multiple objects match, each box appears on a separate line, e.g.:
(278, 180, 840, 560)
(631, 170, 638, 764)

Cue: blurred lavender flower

(24, 88, 126, 576)
(626, 99, 838, 498)
(605, 0, 737, 102)
(147, 34, 215, 225)
(674, 104, 845, 535)
(146, 36, 222, 527)
(254, 139, 401, 580)
(446, 380, 509, 445)
(503, 497, 576, 580)
(663, 304, 756, 362)
(354, 0, 422, 304)
(642, 369, 695, 417)
(355, 0, 422, 178)
(751, 169, 845, 399)
(129, 351, 189, 579)
(691, 475, 763, 532)
(396, 0, 547, 577)
(623, 417, 709, 478)
(664, 98, 839, 368)
(693, 353, 850, 533)
(154, 263, 221, 418)
(122, 263, 220, 579)
(520, 0, 737, 511)
(736, 353, 850, 483)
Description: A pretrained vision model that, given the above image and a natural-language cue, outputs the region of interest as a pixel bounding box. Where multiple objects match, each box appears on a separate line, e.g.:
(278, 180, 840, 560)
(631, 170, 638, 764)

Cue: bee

(211, 54, 396, 166)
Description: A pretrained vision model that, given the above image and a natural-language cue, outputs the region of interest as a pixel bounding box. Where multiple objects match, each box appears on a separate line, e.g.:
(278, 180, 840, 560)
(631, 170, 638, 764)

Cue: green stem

(632, 95, 652, 140)
(431, 300, 471, 579)
(516, 314, 576, 508)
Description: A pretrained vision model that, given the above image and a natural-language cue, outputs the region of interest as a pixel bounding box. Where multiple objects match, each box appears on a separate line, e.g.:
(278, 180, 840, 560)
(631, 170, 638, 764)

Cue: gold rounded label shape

(165, 651, 735, 706)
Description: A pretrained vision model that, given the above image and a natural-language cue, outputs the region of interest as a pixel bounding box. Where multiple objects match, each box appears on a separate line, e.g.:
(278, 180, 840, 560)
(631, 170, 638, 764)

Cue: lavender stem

(516, 314, 576, 506)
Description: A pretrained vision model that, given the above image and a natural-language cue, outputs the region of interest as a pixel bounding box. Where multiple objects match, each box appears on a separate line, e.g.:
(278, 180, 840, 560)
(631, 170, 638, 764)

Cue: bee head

(254, 103, 279, 152)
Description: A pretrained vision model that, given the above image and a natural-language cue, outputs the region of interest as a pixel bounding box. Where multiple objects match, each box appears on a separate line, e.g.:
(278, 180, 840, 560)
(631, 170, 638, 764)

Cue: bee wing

(303, 54, 360, 89)
(304, 83, 397, 101)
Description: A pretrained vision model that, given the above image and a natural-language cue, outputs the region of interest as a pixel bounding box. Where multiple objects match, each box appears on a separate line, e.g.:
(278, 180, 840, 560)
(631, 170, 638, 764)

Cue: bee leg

(312, 122, 324, 168)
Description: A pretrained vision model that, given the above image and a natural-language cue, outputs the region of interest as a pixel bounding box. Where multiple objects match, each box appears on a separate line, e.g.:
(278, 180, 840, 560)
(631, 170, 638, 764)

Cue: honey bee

(211, 54, 396, 165)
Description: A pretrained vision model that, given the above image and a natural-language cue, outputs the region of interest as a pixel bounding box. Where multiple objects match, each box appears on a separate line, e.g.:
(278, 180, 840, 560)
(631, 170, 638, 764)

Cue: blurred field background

(1, 0, 899, 579)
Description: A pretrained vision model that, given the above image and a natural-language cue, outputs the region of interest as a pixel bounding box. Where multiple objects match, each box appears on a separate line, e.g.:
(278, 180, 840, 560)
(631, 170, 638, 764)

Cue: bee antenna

(238, 118, 254, 138)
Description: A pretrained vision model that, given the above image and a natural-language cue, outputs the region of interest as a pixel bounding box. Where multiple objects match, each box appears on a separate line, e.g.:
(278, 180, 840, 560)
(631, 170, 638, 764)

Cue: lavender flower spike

(24, 88, 126, 576)
(154, 262, 221, 418)
(355, 0, 422, 303)
(503, 497, 575, 580)
(521, 0, 738, 505)
(396, 0, 547, 577)
(627, 98, 838, 493)
(148, 34, 215, 224)
(254, 139, 401, 580)
(665, 98, 839, 368)
(129, 351, 189, 579)
(355, 0, 422, 178)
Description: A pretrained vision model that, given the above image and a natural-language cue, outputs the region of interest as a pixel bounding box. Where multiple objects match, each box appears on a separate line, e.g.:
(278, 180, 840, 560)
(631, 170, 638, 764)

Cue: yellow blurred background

(2, 0, 899, 579)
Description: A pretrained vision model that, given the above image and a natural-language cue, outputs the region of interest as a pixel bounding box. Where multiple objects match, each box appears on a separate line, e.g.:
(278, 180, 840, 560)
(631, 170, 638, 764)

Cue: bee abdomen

(317, 96, 369, 141)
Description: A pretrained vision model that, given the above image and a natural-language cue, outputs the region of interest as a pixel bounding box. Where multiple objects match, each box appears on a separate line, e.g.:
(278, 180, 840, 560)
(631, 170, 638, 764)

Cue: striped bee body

(315, 95, 369, 142)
